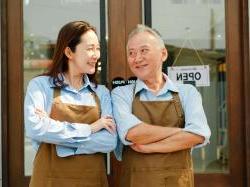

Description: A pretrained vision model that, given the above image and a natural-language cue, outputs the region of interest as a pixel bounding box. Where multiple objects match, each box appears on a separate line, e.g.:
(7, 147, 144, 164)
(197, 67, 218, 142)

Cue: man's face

(127, 32, 167, 81)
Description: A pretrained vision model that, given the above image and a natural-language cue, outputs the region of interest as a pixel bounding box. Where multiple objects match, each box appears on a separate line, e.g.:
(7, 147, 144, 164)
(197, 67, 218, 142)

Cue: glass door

(143, 0, 247, 186)
(148, 0, 227, 174)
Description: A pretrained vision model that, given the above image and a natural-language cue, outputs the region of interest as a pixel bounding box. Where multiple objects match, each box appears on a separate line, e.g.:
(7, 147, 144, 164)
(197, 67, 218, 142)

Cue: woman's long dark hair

(43, 21, 98, 87)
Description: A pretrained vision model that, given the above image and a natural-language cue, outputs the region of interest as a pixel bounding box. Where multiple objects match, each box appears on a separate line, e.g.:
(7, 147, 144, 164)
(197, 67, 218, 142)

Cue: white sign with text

(168, 65, 210, 87)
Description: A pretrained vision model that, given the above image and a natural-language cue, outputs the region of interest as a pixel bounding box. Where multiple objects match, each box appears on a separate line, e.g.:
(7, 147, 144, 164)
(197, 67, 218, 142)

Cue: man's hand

(130, 144, 153, 154)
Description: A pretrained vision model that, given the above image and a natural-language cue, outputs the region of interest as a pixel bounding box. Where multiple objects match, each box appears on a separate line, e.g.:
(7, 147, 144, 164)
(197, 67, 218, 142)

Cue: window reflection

(23, 0, 105, 176)
(147, 0, 228, 173)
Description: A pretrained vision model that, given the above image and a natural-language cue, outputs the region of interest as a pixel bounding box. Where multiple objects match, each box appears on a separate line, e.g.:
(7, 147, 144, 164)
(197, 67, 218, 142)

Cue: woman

(24, 21, 116, 187)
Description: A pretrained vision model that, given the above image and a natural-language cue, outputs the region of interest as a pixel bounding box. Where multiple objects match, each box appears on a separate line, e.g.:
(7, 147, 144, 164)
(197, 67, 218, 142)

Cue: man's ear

(161, 48, 168, 62)
(64, 47, 73, 60)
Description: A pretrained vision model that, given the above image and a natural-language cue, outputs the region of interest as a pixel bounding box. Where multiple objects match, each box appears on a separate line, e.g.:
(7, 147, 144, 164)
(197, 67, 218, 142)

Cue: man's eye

(129, 51, 135, 56)
(141, 48, 148, 54)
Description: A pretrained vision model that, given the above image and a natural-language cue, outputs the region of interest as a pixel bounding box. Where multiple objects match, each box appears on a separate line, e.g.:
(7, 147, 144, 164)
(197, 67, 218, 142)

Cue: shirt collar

(49, 73, 96, 92)
(134, 73, 179, 95)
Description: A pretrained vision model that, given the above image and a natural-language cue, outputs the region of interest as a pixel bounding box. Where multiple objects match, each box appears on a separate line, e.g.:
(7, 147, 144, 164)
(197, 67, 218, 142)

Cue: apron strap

(87, 86, 101, 117)
(172, 92, 185, 119)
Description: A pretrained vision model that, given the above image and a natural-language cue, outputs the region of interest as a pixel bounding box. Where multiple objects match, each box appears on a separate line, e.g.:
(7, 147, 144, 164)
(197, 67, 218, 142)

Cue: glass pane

(148, 0, 228, 173)
(23, 0, 107, 176)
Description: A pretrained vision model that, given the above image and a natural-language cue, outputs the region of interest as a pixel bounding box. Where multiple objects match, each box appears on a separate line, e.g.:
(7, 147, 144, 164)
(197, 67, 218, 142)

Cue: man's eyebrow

(140, 45, 150, 48)
(128, 45, 150, 50)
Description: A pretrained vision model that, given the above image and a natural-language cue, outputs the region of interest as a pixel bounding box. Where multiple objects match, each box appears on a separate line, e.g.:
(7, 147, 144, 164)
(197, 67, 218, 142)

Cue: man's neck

(144, 74, 166, 93)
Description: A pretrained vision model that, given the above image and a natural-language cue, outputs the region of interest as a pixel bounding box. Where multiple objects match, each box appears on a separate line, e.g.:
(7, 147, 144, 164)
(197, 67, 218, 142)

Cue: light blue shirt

(111, 74, 211, 160)
(24, 74, 117, 157)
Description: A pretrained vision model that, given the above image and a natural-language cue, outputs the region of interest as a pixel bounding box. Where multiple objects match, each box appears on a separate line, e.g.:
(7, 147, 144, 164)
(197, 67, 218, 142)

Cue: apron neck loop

(53, 87, 61, 98)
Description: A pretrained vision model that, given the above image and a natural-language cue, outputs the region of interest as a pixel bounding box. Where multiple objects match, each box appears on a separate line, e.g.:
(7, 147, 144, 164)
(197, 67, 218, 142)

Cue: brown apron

(30, 88, 108, 187)
(120, 91, 194, 187)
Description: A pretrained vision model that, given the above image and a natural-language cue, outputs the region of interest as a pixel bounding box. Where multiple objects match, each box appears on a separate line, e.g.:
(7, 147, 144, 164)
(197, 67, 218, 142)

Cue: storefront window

(23, 0, 107, 176)
(145, 0, 228, 173)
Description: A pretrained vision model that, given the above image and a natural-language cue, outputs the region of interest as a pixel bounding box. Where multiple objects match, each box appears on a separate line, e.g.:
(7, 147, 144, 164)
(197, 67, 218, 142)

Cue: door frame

(1, 0, 249, 186)
(242, 0, 250, 185)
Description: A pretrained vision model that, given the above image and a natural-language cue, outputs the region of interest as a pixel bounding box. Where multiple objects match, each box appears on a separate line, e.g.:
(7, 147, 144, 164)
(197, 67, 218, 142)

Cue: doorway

(1, 0, 248, 186)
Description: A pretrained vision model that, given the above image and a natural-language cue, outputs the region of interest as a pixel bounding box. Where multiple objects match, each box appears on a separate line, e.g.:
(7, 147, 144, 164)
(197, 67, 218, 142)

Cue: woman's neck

(64, 72, 84, 90)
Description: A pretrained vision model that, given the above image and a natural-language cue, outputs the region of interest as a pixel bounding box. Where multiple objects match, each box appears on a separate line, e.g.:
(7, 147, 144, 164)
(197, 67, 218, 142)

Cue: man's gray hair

(127, 24, 165, 48)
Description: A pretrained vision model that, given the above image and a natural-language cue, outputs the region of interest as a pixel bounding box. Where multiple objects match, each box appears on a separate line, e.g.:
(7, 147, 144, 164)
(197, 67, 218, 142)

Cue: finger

(104, 125, 114, 134)
(35, 108, 46, 114)
(110, 124, 116, 132)
(35, 108, 43, 112)
(35, 110, 42, 115)
(104, 115, 113, 119)
(130, 145, 140, 152)
(106, 123, 116, 133)
(104, 118, 114, 123)
(107, 123, 117, 134)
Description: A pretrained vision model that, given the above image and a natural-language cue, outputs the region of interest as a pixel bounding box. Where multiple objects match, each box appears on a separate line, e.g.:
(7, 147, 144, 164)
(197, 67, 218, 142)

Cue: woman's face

(67, 30, 100, 75)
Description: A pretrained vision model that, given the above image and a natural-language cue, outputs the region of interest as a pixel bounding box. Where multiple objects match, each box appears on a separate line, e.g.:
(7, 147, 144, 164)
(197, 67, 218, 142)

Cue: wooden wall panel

(125, 0, 142, 79)
(226, 0, 246, 186)
(242, 0, 250, 186)
(108, 1, 142, 186)
(108, 0, 142, 84)
(1, 0, 9, 186)
(6, 0, 24, 186)
(108, 0, 126, 84)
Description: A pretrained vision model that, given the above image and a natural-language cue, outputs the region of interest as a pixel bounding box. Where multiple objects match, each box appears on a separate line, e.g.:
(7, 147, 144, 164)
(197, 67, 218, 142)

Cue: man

(112, 24, 211, 187)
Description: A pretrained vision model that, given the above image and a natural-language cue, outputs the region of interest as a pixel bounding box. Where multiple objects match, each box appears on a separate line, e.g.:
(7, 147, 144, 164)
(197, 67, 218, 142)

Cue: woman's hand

(35, 108, 48, 119)
(90, 116, 116, 134)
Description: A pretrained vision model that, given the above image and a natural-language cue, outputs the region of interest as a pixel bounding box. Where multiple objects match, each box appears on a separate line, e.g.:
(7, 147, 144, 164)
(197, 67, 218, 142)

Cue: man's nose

(134, 52, 143, 63)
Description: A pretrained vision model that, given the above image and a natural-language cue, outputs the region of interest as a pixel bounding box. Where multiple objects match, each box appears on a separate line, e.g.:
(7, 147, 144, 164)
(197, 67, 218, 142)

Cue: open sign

(168, 65, 210, 87)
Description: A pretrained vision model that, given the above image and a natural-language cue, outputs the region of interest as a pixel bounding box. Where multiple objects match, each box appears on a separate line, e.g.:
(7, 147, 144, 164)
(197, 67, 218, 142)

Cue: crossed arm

(112, 84, 210, 154)
(126, 122, 204, 154)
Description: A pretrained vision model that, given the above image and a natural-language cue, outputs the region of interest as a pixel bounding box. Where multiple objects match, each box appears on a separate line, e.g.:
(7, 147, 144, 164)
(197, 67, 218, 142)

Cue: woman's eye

(87, 47, 100, 52)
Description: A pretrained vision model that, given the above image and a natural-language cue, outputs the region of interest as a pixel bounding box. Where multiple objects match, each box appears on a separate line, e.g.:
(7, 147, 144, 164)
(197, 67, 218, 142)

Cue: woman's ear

(64, 47, 73, 59)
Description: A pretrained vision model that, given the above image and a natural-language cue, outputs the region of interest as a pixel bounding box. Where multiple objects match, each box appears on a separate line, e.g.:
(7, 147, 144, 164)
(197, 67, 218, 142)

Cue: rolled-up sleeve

(181, 85, 211, 148)
(75, 130, 117, 154)
(74, 85, 117, 154)
(111, 86, 142, 145)
(24, 79, 91, 147)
